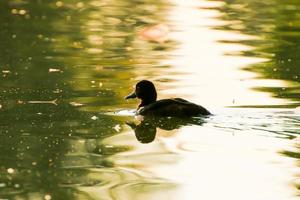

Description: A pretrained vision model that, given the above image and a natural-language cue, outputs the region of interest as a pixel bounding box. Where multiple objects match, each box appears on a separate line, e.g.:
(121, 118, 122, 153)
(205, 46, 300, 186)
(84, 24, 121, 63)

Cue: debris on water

(45, 56, 53, 60)
(69, 102, 83, 107)
(37, 112, 42, 115)
(49, 68, 62, 73)
(139, 24, 170, 43)
(7, 168, 14, 174)
(28, 99, 58, 105)
(0, 104, 2, 109)
(0, 183, 6, 188)
(17, 100, 25, 104)
(295, 106, 300, 113)
(91, 116, 98, 120)
(2, 70, 11, 74)
(113, 124, 121, 132)
(52, 89, 62, 93)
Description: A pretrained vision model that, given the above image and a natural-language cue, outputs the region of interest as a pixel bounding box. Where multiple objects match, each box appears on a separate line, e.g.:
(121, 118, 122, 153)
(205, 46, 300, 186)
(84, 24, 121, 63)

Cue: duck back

(138, 98, 210, 117)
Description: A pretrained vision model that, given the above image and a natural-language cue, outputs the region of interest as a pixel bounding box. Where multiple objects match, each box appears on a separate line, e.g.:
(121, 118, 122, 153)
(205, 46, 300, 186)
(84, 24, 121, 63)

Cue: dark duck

(125, 80, 211, 117)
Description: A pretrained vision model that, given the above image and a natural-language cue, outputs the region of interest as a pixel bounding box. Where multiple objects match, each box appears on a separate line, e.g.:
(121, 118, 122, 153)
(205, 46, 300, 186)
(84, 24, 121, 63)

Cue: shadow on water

(126, 116, 207, 143)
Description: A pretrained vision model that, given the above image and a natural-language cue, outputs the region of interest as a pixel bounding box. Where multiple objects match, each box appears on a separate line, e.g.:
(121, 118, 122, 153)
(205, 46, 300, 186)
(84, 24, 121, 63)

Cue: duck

(125, 80, 211, 117)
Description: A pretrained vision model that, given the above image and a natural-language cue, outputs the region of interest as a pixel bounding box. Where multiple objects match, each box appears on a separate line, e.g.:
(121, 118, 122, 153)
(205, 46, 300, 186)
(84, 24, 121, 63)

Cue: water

(0, 0, 300, 199)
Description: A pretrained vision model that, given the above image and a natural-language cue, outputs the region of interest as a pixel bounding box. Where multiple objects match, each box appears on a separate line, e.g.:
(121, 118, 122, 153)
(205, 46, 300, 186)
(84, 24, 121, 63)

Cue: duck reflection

(126, 116, 206, 143)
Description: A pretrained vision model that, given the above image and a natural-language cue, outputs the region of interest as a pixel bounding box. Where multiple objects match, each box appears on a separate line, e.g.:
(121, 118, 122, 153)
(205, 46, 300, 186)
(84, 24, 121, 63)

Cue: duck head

(125, 80, 157, 108)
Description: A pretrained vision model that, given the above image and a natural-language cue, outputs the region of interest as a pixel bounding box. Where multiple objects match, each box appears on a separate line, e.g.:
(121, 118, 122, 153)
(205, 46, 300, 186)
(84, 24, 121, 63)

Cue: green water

(0, 0, 300, 199)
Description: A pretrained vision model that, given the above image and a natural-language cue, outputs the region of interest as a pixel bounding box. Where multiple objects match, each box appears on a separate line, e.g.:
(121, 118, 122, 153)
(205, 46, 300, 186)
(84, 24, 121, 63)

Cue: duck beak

(125, 91, 137, 99)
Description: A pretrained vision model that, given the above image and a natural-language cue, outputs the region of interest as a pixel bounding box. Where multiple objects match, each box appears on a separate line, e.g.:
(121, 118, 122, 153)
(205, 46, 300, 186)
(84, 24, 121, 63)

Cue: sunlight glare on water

(161, 0, 290, 107)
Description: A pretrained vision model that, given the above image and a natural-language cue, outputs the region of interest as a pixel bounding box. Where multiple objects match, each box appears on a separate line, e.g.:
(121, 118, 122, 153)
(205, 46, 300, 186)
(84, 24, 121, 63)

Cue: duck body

(138, 98, 210, 117)
(125, 80, 211, 117)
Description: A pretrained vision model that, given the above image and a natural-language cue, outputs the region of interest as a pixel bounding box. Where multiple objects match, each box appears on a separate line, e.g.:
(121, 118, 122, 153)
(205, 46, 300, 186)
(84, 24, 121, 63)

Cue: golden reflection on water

(102, 0, 300, 199)
(1, 0, 299, 199)
(159, 0, 292, 108)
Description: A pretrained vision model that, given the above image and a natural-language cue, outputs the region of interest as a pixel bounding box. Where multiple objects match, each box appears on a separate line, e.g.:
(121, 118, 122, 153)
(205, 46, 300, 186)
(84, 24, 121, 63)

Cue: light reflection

(107, 0, 300, 199)
(1, 0, 300, 199)
(158, 0, 292, 107)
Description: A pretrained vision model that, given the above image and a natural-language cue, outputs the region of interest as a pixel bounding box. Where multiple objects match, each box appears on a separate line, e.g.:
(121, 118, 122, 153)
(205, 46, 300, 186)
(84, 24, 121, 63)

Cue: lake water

(0, 0, 300, 199)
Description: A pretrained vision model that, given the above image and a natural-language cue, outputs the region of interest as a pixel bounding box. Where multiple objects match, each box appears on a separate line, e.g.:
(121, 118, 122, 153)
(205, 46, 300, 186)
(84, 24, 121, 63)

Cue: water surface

(0, 0, 300, 199)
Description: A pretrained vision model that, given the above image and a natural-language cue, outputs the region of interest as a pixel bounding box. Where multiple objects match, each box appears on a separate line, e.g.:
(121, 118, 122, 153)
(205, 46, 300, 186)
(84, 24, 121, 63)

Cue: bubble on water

(44, 194, 52, 200)
(32, 161, 37, 166)
(12, 34, 16, 39)
(56, 1, 63, 7)
(14, 183, 20, 188)
(7, 168, 14, 174)
(76, 2, 84, 8)
(72, 41, 83, 49)
(19, 10, 27, 15)
(0, 183, 6, 188)
(126, 46, 133, 51)
(91, 116, 98, 120)
(0, 104, 2, 109)
(11, 9, 18, 14)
